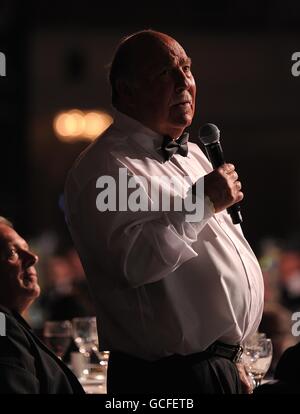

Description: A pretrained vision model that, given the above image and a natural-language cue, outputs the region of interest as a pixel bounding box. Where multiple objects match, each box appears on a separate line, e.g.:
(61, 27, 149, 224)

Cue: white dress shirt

(64, 110, 264, 361)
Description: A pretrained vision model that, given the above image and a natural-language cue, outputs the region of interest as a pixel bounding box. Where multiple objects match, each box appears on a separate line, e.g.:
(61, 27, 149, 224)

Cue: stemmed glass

(72, 316, 98, 354)
(92, 336, 110, 368)
(72, 317, 98, 377)
(43, 320, 72, 360)
(242, 333, 273, 388)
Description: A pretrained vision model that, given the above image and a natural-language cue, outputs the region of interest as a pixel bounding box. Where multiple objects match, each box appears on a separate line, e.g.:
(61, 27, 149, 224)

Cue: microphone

(198, 123, 243, 225)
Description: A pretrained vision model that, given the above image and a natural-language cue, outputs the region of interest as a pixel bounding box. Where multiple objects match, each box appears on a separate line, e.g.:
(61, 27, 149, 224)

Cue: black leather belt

(205, 341, 243, 363)
(110, 341, 244, 367)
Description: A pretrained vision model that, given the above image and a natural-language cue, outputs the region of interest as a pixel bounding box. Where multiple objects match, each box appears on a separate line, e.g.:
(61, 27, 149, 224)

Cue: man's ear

(115, 79, 136, 105)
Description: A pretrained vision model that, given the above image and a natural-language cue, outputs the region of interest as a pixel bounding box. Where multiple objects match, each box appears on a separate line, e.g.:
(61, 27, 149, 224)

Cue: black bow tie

(161, 132, 189, 161)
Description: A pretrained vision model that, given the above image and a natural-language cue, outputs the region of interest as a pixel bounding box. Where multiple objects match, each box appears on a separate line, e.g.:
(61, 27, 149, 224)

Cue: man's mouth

(22, 272, 38, 287)
(171, 100, 192, 108)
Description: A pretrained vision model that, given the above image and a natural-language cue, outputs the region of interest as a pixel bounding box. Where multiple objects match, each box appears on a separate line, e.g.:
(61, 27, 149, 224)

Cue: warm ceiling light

(68, 110, 86, 137)
(53, 109, 113, 142)
(84, 112, 112, 138)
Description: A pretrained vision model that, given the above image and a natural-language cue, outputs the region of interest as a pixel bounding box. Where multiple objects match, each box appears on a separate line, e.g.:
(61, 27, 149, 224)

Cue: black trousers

(107, 351, 242, 394)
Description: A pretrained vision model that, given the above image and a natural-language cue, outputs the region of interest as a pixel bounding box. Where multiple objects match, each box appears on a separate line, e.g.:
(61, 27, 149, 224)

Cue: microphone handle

(204, 142, 243, 225)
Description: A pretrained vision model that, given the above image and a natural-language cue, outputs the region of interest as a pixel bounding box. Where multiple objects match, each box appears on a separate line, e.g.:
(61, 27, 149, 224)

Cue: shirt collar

(112, 110, 166, 162)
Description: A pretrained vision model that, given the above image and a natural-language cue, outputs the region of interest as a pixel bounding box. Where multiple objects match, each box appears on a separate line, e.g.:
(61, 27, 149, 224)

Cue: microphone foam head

(198, 123, 220, 145)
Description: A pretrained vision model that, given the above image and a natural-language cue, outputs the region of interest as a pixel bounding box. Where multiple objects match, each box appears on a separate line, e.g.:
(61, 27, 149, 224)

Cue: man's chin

(170, 113, 193, 128)
(24, 282, 41, 299)
(31, 284, 41, 298)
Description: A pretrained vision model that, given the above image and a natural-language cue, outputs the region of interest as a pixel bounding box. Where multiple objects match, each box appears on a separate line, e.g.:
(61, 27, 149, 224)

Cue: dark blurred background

(1, 0, 300, 248)
(1, 0, 300, 341)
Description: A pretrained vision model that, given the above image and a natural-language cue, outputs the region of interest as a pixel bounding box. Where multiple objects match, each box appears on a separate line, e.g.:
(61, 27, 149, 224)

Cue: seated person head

(0, 217, 40, 315)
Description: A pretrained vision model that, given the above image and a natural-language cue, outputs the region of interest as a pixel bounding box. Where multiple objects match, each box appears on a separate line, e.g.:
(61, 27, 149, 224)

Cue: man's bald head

(109, 30, 185, 107)
(109, 30, 196, 139)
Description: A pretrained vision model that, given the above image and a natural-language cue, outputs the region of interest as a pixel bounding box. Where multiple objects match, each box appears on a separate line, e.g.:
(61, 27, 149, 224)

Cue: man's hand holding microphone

(204, 162, 243, 214)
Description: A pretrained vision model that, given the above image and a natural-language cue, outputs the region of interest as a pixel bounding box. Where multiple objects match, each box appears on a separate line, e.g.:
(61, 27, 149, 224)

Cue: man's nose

(23, 250, 39, 268)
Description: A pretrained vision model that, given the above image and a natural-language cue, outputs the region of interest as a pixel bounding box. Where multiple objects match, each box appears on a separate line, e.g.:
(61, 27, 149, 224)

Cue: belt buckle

(233, 345, 243, 363)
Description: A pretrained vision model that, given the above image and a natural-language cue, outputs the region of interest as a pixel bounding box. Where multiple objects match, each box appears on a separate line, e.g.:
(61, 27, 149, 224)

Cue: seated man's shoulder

(0, 307, 34, 363)
(0, 307, 41, 393)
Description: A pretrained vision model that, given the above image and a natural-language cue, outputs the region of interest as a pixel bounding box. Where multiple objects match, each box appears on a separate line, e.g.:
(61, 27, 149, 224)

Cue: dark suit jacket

(0, 305, 85, 394)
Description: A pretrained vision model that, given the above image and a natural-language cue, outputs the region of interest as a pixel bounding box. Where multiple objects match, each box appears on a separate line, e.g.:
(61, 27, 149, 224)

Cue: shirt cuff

(204, 195, 215, 219)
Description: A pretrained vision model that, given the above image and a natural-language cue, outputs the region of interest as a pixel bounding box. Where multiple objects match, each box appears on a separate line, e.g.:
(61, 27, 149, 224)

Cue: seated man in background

(0, 216, 84, 394)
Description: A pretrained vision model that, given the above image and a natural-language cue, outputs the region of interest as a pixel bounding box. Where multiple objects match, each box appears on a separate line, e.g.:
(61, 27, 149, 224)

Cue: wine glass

(72, 316, 98, 355)
(72, 316, 98, 377)
(242, 333, 273, 387)
(92, 335, 110, 368)
(43, 320, 72, 359)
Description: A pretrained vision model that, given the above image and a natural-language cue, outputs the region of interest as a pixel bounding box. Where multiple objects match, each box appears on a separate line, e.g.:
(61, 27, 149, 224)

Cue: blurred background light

(84, 111, 113, 139)
(53, 109, 113, 142)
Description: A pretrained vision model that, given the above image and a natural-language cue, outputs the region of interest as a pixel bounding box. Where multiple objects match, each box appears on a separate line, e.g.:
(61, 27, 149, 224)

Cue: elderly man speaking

(65, 30, 263, 394)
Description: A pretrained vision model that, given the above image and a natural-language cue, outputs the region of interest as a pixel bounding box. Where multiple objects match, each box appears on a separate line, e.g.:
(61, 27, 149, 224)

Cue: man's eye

(7, 249, 18, 259)
(183, 65, 191, 73)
